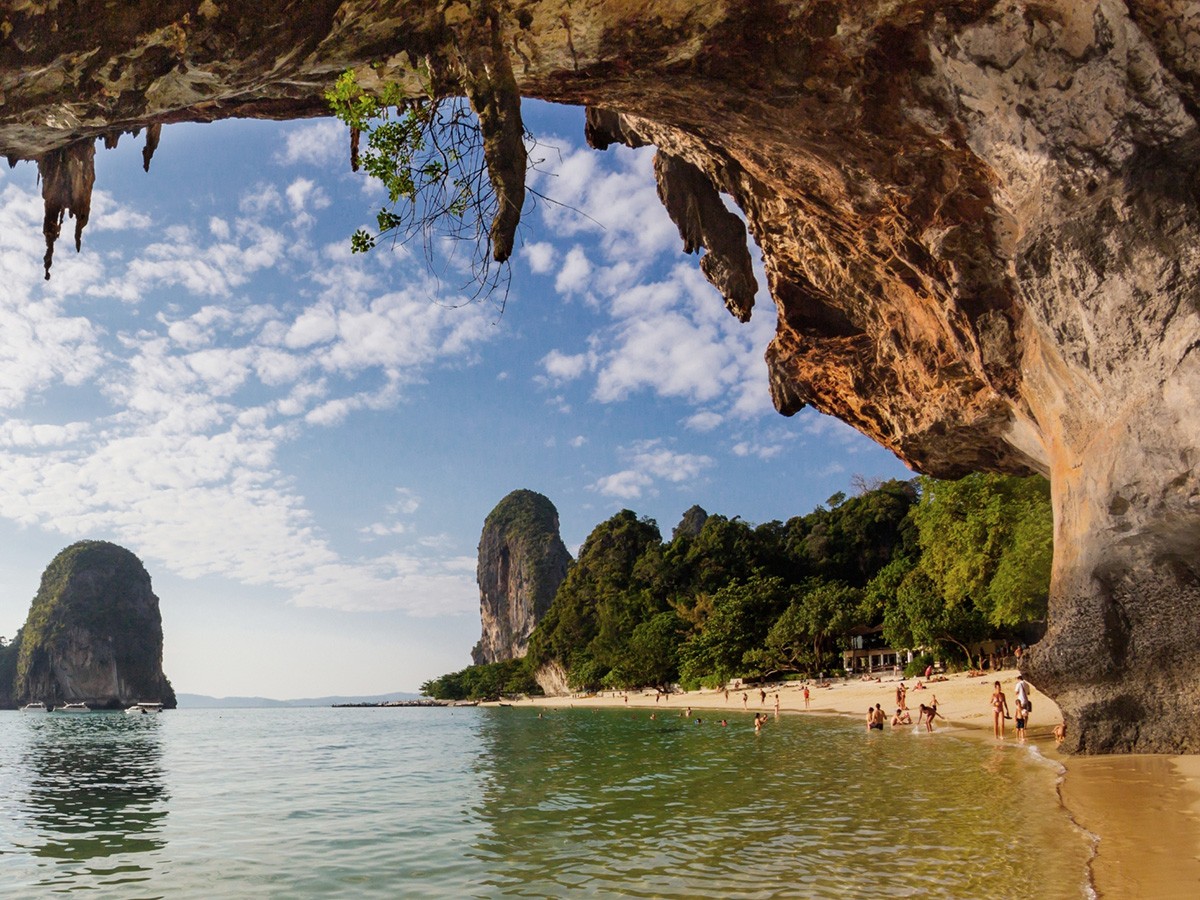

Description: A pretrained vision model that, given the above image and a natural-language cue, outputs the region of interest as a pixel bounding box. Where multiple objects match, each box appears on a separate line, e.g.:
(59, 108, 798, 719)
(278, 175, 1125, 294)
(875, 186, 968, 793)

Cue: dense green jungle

(422, 474, 1053, 701)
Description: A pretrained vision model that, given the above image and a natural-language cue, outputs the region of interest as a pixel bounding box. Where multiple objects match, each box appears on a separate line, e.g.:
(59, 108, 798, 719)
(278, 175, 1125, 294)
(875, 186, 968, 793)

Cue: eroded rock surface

(13, 541, 176, 709)
(473, 489, 571, 665)
(1, 1, 1198, 750)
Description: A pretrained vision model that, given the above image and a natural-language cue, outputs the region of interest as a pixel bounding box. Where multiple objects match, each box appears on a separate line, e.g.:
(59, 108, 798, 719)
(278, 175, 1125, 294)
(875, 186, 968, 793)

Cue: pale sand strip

(506, 669, 1200, 898)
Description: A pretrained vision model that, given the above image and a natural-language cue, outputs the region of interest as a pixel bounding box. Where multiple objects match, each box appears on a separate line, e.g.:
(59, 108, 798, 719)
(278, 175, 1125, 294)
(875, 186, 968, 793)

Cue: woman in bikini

(991, 681, 1009, 738)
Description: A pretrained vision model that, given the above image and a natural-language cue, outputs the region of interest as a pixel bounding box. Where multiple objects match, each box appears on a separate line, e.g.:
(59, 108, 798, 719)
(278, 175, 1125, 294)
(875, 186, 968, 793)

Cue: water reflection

(467, 708, 1093, 899)
(8, 713, 168, 889)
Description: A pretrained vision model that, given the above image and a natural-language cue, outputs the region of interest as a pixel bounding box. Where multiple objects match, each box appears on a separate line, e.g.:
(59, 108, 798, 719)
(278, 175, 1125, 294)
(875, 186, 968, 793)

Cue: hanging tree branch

(325, 0, 529, 302)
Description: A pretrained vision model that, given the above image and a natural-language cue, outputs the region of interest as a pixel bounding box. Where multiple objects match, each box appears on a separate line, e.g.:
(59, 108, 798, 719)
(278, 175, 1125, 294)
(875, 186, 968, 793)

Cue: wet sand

(508, 669, 1200, 898)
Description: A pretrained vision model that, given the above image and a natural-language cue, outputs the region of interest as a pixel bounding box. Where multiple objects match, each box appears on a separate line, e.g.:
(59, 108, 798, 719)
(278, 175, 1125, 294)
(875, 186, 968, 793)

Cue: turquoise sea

(0, 706, 1092, 898)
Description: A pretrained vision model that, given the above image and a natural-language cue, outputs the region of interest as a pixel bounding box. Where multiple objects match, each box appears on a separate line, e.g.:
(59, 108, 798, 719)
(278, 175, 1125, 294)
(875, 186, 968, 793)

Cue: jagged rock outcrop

(672, 505, 709, 541)
(0, 2, 1198, 751)
(13, 541, 176, 710)
(473, 490, 571, 665)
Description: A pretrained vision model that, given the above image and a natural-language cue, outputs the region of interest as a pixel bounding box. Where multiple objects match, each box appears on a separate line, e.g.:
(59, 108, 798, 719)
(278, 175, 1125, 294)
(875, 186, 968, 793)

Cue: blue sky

(0, 101, 912, 698)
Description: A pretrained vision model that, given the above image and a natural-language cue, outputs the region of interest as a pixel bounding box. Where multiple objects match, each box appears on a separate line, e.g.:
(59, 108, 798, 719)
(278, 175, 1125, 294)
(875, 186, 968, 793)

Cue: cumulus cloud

(275, 119, 349, 168)
(530, 137, 776, 436)
(685, 410, 724, 432)
(590, 439, 714, 500)
(540, 348, 593, 383)
(527, 139, 677, 265)
(285, 177, 331, 227)
(522, 240, 556, 274)
(555, 245, 593, 295)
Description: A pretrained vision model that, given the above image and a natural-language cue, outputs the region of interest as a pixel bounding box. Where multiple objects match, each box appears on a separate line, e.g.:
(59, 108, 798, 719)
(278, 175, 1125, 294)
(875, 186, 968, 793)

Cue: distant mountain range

(176, 691, 422, 709)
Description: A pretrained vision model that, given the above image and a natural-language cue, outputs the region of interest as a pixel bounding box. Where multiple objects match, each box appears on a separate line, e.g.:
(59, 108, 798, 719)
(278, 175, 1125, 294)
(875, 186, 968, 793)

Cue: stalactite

(451, 0, 526, 263)
(142, 122, 161, 172)
(37, 140, 96, 280)
(653, 151, 757, 323)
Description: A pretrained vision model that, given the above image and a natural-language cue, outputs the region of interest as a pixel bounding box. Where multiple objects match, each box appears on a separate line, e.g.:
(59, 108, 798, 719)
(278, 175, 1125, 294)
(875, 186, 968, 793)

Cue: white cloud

(529, 136, 776, 432)
(590, 439, 714, 499)
(591, 469, 652, 500)
(685, 410, 724, 432)
(555, 245, 592, 294)
(285, 177, 331, 226)
(275, 119, 349, 168)
(0, 420, 90, 448)
(522, 240, 556, 274)
(528, 140, 677, 266)
(732, 440, 784, 460)
(90, 189, 153, 232)
(541, 348, 593, 382)
(0, 183, 106, 411)
(285, 304, 338, 348)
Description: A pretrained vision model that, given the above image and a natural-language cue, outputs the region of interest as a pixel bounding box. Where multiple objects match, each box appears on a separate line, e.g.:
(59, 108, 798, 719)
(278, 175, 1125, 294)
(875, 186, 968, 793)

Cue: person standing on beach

(742, 692, 748, 709)
(991, 681, 1010, 738)
(802, 685, 810, 709)
(1014, 673, 1031, 724)
(1014, 702, 1027, 742)
(773, 692, 780, 718)
(760, 688, 766, 706)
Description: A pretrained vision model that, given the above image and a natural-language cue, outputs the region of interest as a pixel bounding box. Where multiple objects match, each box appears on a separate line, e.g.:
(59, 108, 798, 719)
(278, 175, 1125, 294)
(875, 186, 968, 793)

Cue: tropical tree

(913, 474, 1051, 627)
(677, 574, 792, 685)
(527, 510, 662, 683)
(882, 568, 989, 668)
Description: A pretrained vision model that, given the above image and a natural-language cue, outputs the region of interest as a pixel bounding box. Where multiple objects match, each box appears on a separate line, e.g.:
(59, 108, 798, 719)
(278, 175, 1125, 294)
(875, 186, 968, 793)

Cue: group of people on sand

(868, 696, 943, 733)
(990, 673, 1034, 741)
(993, 676, 1032, 739)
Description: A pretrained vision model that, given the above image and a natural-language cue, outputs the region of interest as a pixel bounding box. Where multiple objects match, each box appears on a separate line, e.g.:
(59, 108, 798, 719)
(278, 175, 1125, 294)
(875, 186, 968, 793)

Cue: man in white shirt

(1014, 673, 1031, 721)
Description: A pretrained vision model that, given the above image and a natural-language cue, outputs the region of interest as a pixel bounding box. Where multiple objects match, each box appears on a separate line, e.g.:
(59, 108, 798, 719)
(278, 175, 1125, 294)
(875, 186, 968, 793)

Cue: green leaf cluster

(327, 68, 500, 278)
(421, 657, 541, 701)
(878, 474, 1052, 667)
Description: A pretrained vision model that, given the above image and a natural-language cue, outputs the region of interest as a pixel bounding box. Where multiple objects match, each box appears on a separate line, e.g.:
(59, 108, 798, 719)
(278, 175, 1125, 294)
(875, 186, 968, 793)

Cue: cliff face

(474, 490, 571, 665)
(14, 541, 176, 709)
(0, 1, 1198, 750)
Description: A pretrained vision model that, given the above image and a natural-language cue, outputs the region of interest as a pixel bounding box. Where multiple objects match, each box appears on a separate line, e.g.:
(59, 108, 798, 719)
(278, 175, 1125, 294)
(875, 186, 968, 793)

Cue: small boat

(19, 701, 48, 712)
(125, 701, 163, 715)
(54, 702, 91, 713)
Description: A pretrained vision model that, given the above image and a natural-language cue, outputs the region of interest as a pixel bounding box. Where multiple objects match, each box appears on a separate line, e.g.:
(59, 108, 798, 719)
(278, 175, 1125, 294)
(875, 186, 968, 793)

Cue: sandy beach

(510, 669, 1200, 898)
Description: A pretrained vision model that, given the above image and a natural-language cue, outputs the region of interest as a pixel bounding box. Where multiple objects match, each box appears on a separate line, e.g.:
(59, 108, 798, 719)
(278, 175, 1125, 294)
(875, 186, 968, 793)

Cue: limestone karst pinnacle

(12, 540, 176, 710)
(474, 490, 571, 665)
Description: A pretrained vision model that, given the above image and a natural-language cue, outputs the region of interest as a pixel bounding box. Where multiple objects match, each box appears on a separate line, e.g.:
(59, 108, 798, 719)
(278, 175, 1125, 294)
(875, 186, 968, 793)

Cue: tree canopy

(423, 475, 1052, 698)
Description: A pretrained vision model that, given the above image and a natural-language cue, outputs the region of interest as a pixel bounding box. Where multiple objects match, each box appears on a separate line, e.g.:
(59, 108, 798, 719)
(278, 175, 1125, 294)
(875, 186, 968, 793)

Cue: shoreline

(505, 669, 1200, 897)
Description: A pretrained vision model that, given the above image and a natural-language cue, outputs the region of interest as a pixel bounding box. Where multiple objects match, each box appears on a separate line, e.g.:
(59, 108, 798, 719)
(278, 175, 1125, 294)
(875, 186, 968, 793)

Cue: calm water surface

(0, 707, 1091, 898)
